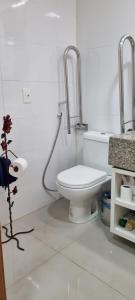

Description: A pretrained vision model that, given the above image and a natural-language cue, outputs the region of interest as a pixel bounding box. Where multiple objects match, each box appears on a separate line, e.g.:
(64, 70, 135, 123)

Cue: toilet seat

(57, 165, 107, 189)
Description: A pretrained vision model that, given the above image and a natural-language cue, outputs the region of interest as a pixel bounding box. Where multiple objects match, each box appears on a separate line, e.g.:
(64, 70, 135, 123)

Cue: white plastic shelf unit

(111, 167, 135, 243)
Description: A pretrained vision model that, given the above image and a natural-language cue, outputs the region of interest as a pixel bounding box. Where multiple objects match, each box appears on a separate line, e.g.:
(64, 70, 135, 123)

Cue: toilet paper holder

(1, 149, 19, 172)
(1, 149, 18, 159)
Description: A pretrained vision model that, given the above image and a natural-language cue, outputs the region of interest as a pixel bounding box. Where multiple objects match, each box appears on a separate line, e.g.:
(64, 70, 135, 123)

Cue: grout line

(5, 200, 60, 227)
(60, 252, 130, 300)
(56, 240, 76, 252)
(29, 227, 75, 253)
(2, 222, 60, 255)
(0, 79, 61, 83)
(6, 251, 58, 290)
(0, 79, 74, 87)
(28, 233, 59, 252)
(9, 222, 59, 253)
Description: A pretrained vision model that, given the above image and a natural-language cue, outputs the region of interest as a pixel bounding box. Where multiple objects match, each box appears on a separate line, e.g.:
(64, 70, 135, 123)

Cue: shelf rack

(111, 167, 135, 243)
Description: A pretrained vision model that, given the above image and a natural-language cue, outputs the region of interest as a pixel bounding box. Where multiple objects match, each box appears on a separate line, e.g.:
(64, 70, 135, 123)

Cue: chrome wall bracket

(75, 123, 88, 131)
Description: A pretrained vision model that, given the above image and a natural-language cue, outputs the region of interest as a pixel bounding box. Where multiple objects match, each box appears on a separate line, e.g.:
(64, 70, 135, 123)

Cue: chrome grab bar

(63, 45, 83, 134)
(118, 34, 135, 133)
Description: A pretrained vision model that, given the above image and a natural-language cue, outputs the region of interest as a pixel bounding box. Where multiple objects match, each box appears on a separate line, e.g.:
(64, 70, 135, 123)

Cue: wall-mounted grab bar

(63, 45, 87, 134)
(118, 34, 135, 133)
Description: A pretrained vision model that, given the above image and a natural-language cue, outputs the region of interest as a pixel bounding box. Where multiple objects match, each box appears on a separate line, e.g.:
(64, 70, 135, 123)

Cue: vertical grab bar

(64, 49, 71, 134)
(118, 34, 135, 133)
(63, 45, 83, 134)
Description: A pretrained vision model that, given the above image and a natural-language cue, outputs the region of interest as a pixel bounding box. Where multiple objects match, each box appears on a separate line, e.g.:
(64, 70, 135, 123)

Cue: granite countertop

(108, 131, 135, 172)
(110, 131, 135, 141)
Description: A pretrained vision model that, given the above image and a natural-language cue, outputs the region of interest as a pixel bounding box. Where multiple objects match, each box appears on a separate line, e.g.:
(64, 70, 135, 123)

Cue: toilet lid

(57, 165, 107, 189)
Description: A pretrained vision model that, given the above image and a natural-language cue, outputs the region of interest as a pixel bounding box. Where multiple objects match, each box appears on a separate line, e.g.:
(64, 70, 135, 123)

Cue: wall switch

(22, 88, 31, 104)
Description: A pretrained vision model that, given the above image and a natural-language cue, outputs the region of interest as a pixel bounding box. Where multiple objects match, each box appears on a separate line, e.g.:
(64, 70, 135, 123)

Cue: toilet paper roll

(121, 185, 132, 202)
(9, 158, 28, 178)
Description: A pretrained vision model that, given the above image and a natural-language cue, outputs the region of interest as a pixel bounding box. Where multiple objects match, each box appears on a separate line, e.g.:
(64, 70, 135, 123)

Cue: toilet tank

(83, 131, 113, 175)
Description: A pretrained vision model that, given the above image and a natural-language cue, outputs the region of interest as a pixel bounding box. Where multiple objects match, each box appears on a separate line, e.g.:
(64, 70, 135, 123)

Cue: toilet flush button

(22, 88, 31, 104)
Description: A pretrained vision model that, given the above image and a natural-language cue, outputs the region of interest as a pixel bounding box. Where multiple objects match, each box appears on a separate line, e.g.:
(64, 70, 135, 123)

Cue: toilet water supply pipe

(42, 112, 62, 192)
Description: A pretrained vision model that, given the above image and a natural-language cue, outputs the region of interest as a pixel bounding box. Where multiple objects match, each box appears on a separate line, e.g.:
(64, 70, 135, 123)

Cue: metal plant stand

(1, 115, 34, 251)
(2, 188, 34, 251)
(2, 157, 34, 251)
(2, 158, 34, 251)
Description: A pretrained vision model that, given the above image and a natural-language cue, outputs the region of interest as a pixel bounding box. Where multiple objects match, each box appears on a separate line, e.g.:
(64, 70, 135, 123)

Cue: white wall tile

(83, 46, 119, 118)
(0, 0, 76, 46)
(87, 115, 121, 134)
(77, 0, 135, 48)
(0, 0, 76, 222)
(2, 81, 59, 118)
(77, 0, 135, 134)
(0, 42, 63, 82)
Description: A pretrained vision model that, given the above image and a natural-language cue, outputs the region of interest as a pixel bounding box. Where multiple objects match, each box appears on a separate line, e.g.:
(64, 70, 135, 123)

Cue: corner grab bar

(118, 34, 135, 133)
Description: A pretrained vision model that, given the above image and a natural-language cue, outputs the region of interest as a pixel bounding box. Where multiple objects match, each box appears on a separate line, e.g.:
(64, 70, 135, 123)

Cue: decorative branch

(1, 115, 34, 251)
(1, 115, 18, 194)
(1, 115, 16, 238)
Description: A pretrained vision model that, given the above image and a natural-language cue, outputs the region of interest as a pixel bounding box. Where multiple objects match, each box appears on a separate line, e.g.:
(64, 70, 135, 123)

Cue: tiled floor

(2, 199, 135, 300)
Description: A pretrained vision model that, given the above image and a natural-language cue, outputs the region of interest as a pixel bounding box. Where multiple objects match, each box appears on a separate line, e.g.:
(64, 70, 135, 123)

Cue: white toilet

(56, 131, 112, 223)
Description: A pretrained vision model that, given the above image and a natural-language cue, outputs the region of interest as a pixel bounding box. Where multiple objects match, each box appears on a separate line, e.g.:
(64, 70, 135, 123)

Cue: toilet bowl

(56, 165, 110, 223)
(56, 131, 112, 224)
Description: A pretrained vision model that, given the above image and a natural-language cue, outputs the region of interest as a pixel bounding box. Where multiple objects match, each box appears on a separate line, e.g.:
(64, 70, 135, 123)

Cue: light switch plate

(22, 88, 31, 104)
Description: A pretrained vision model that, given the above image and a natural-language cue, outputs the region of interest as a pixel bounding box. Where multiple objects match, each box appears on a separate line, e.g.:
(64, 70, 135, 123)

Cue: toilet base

(69, 209, 98, 224)
(69, 198, 98, 224)
(56, 175, 111, 224)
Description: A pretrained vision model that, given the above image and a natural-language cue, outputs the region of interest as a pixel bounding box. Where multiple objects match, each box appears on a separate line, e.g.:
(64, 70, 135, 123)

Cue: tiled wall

(1, 1, 134, 224)
(0, 0, 76, 224)
(77, 0, 135, 134)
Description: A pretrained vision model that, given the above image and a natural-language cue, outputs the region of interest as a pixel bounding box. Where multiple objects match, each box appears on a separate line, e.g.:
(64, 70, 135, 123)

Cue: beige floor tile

(7, 254, 127, 300)
(3, 229, 56, 288)
(15, 199, 91, 251)
(31, 223, 73, 251)
(13, 199, 70, 230)
(61, 219, 135, 300)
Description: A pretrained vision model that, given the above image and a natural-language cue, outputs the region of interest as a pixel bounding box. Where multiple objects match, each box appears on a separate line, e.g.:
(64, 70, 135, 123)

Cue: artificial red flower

(3, 115, 12, 134)
(1, 140, 7, 151)
(12, 186, 18, 195)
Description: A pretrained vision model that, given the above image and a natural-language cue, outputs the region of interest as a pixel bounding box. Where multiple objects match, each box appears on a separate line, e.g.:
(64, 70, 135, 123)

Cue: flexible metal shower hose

(42, 113, 62, 192)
